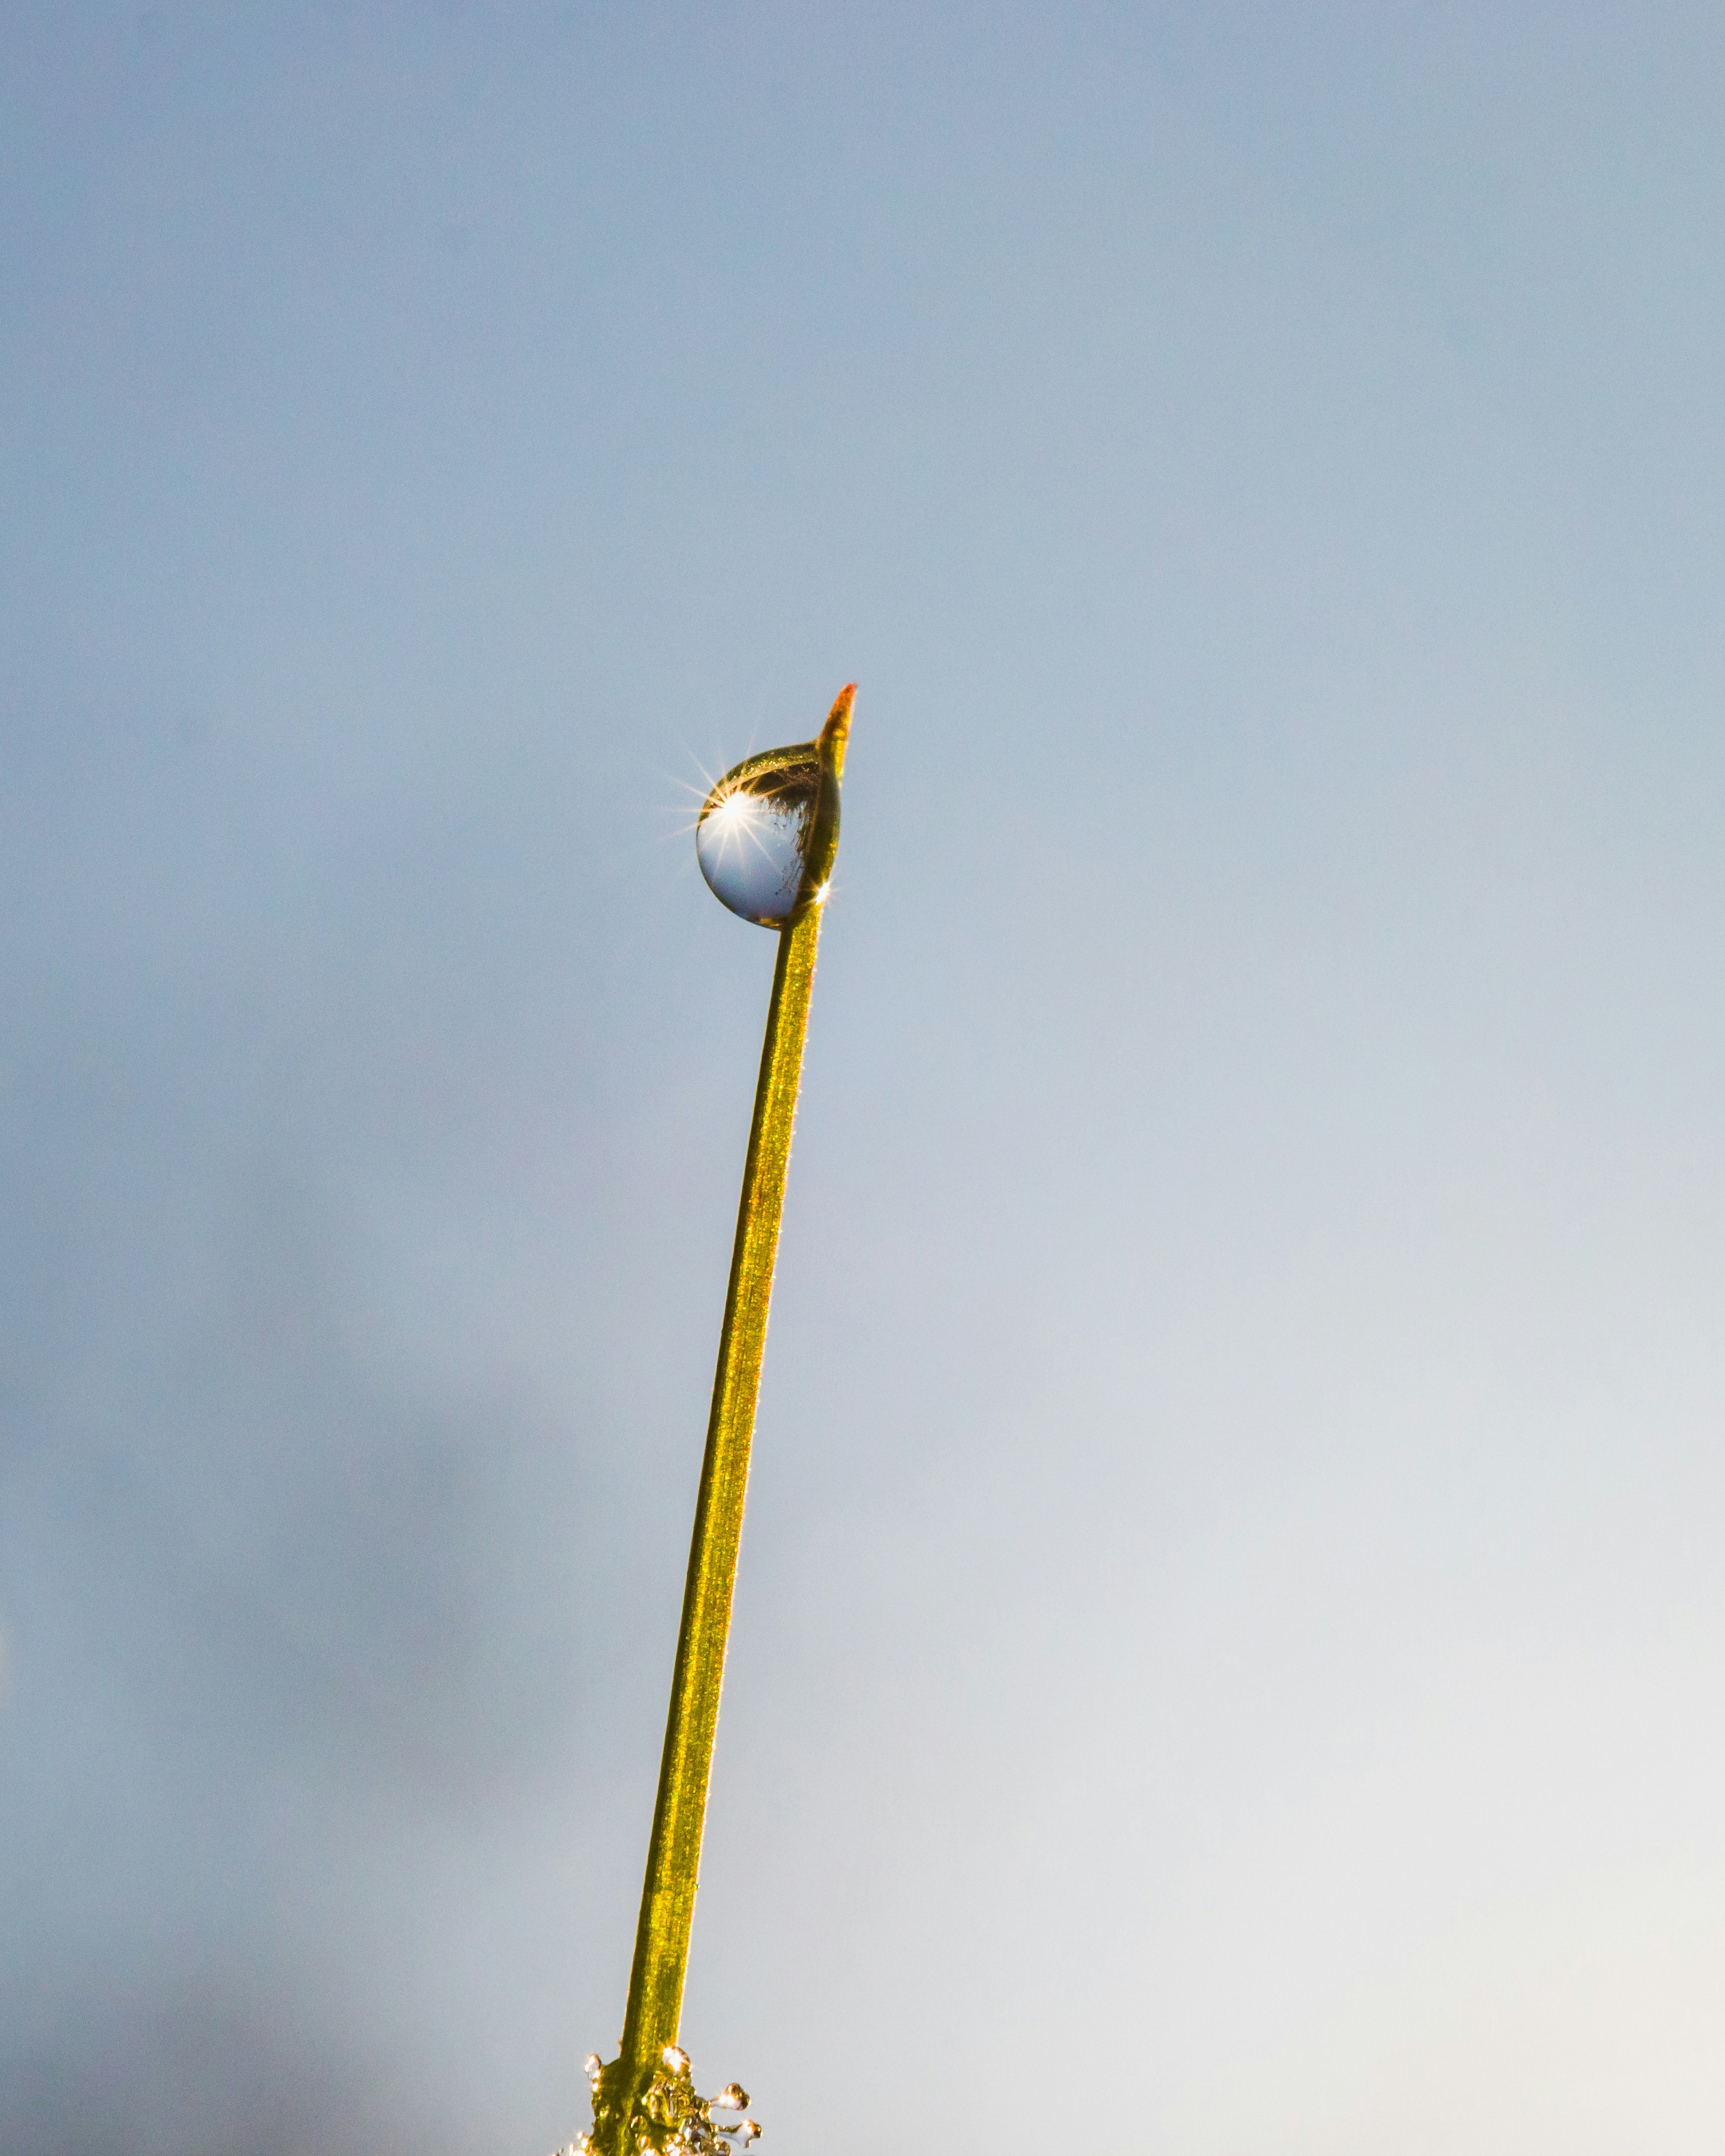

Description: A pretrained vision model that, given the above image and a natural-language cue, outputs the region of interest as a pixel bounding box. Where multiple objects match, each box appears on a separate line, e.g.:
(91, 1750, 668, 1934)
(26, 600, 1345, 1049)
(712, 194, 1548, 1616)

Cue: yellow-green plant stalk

(575, 687, 854, 2156)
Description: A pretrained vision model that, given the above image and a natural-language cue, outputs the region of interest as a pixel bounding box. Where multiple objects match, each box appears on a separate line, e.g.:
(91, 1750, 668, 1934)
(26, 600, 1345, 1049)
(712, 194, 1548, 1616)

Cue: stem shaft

(613, 905, 824, 2096)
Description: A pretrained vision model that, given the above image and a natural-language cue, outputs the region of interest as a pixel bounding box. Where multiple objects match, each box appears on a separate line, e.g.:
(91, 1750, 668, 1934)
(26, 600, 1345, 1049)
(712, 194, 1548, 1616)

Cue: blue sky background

(4, 5, 1725, 2150)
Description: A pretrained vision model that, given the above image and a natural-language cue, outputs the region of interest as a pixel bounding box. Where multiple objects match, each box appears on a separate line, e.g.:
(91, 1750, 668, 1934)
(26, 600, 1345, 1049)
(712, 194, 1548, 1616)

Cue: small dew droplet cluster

(553, 2044, 761, 2156)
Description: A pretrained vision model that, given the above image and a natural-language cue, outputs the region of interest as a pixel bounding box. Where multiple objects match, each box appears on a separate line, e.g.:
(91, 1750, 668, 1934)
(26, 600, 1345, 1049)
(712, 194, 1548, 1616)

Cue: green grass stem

(591, 689, 852, 2155)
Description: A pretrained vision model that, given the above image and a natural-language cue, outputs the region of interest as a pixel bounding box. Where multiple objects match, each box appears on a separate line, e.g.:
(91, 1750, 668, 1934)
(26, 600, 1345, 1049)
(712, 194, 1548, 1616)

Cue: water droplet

(695, 747, 826, 925)
(715, 2085, 749, 2111)
(662, 2044, 691, 2074)
(695, 687, 852, 927)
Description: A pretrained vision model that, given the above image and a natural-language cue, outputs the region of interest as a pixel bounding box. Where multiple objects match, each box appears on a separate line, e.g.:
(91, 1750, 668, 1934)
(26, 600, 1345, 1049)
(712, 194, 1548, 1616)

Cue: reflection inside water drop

(695, 745, 824, 925)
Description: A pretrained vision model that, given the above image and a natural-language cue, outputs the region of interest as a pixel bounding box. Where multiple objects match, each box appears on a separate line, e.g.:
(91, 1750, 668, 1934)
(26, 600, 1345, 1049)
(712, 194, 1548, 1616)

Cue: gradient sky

(5, 6, 1725, 2151)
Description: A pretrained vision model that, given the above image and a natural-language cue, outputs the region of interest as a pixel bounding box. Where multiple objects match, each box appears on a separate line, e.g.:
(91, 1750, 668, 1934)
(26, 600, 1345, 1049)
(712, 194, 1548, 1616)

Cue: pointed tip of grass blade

(819, 683, 855, 777)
